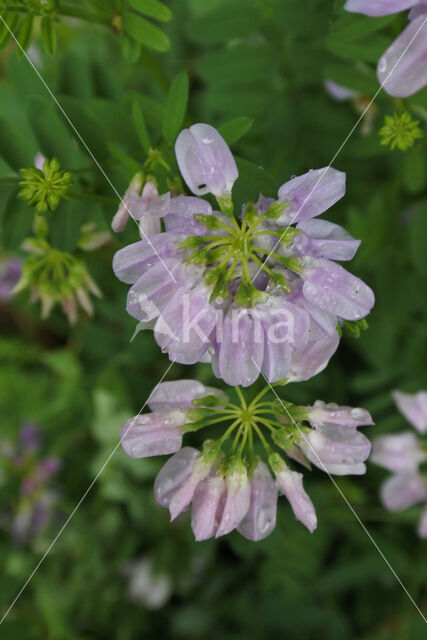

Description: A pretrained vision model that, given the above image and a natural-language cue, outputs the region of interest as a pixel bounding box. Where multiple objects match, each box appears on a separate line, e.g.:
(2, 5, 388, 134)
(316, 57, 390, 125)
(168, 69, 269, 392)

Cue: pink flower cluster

(113, 124, 374, 387)
(120, 380, 374, 541)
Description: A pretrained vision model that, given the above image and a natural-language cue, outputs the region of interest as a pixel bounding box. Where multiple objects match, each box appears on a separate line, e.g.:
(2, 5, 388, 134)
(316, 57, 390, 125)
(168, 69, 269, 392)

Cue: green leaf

(132, 99, 151, 153)
(16, 12, 33, 54)
(50, 199, 85, 252)
(219, 117, 253, 144)
(234, 157, 278, 204)
(329, 13, 396, 42)
(162, 71, 189, 145)
(0, 117, 35, 171)
(408, 203, 427, 276)
(128, 0, 172, 22)
(107, 142, 141, 175)
(57, 97, 108, 163)
(0, 11, 19, 49)
(324, 63, 379, 95)
(28, 96, 83, 167)
(40, 15, 57, 56)
(122, 11, 170, 52)
(0, 189, 33, 250)
(122, 34, 141, 63)
(403, 146, 425, 194)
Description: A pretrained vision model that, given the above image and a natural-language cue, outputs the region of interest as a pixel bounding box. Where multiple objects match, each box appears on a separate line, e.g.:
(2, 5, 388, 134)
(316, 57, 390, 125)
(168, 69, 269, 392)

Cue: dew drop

(378, 57, 387, 73)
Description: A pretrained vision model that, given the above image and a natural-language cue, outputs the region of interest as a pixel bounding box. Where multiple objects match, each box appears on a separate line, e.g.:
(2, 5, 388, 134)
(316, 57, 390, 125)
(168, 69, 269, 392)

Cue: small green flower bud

(19, 158, 73, 213)
(379, 112, 423, 152)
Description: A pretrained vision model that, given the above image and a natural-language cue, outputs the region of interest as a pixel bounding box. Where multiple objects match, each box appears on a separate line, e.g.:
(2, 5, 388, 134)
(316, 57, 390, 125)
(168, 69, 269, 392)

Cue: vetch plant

(120, 380, 374, 541)
(113, 124, 374, 387)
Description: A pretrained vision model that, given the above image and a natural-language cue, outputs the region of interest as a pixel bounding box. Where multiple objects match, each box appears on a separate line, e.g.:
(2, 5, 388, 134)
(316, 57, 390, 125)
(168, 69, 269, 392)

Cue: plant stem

(234, 386, 247, 409)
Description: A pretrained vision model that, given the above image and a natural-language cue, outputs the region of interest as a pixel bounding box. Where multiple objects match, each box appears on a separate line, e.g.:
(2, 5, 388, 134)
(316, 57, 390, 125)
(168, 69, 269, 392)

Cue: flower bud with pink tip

(237, 460, 278, 541)
(215, 463, 251, 538)
(274, 463, 317, 533)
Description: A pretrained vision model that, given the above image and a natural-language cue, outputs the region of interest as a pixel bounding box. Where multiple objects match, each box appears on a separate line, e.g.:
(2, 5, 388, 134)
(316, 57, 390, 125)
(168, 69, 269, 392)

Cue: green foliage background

(0, 0, 426, 637)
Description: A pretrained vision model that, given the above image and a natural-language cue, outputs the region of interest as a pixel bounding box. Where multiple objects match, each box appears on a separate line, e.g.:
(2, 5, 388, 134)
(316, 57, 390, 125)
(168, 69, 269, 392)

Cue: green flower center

(178, 203, 301, 306)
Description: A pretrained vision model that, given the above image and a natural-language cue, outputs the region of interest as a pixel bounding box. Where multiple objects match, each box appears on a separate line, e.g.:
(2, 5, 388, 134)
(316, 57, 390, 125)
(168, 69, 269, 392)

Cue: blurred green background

(0, 0, 426, 637)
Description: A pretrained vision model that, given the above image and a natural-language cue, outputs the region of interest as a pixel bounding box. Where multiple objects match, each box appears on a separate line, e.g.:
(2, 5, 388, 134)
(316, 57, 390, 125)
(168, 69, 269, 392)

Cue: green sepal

(265, 201, 290, 219)
(268, 451, 285, 473)
(234, 281, 264, 307)
(269, 270, 291, 292)
(243, 203, 259, 226)
(192, 394, 225, 408)
(195, 214, 224, 230)
(344, 318, 369, 339)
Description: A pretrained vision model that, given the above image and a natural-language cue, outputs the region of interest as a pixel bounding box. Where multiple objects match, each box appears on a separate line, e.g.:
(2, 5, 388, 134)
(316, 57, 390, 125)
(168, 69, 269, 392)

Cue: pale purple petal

(216, 469, 251, 537)
(371, 432, 424, 473)
(418, 505, 427, 539)
(168, 457, 212, 520)
(237, 461, 278, 541)
(299, 423, 372, 468)
(120, 411, 185, 458)
(288, 328, 340, 382)
(191, 475, 226, 541)
(113, 232, 183, 284)
(295, 219, 361, 261)
(321, 462, 367, 475)
(277, 167, 346, 224)
(344, 0, 417, 16)
(276, 468, 317, 532)
(139, 215, 161, 240)
(138, 180, 170, 219)
(149, 380, 226, 411)
(300, 257, 375, 321)
(20, 424, 41, 451)
(324, 80, 358, 101)
(215, 309, 264, 387)
(377, 17, 427, 98)
(0, 258, 22, 301)
(393, 390, 427, 434)
(305, 400, 374, 428)
(175, 123, 238, 198)
(126, 260, 183, 322)
(154, 285, 217, 364)
(112, 174, 144, 232)
(259, 297, 310, 382)
(164, 195, 213, 236)
(381, 473, 427, 512)
(154, 447, 200, 507)
(409, 2, 427, 20)
(288, 283, 338, 337)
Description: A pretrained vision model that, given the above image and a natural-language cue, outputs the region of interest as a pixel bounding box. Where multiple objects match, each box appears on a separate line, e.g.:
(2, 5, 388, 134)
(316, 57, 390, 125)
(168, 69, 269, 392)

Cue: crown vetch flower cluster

(372, 390, 427, 538)
(345, 1, 427, 97)
(113, 124, 374, 387)
(114, 123, 375, 542)
(120, 380, 373, 541)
